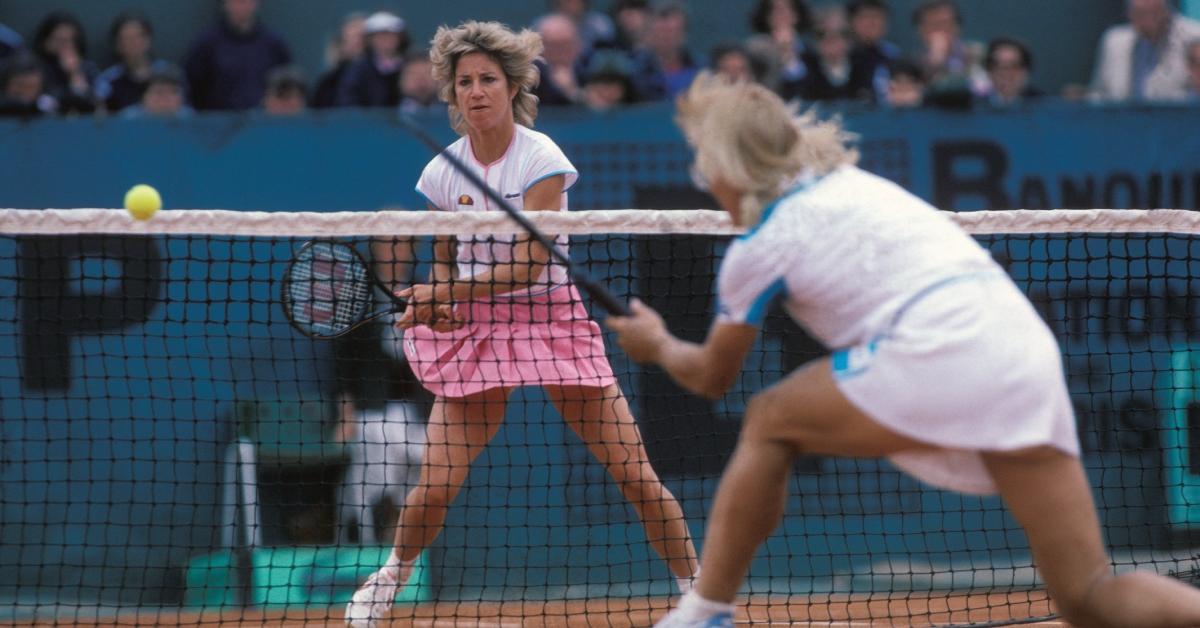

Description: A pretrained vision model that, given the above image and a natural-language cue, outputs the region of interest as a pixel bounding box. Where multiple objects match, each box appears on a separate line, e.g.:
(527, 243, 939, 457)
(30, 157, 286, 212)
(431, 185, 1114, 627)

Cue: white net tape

(0, 208, 1198, 236)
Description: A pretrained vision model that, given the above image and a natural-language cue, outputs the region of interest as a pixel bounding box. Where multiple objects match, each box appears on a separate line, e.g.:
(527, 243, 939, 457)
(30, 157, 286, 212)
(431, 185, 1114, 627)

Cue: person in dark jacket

(183, 0, 292, 111)
(335, 11, 408, 108)
(312, 12, 365, 109)
(32, 11, 97, 115)
(95, 11, 176, 113)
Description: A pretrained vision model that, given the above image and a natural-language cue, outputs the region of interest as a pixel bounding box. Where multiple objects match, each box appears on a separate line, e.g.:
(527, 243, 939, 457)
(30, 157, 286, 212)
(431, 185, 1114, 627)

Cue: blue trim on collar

(737, 177, 818, 241)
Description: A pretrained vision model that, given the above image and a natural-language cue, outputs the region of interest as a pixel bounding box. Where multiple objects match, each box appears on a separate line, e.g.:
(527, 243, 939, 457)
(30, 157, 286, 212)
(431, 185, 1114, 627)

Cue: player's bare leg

(550, 383, 700, 589)
(346, 388, 508, 627)
(985, 447, 1200, 628)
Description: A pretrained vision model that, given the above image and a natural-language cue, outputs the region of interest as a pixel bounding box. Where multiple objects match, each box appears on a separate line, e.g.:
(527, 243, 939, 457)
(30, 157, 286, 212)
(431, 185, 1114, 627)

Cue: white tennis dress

(716, 165, 1080, 495)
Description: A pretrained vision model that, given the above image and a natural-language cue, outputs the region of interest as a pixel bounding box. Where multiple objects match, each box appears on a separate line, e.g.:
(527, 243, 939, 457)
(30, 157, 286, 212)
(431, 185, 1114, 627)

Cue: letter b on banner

(19, 236, 163, 390)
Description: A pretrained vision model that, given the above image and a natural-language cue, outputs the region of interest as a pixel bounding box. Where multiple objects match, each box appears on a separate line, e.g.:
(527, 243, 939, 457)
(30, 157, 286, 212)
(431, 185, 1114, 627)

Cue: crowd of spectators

(2, 0, 1199, 120)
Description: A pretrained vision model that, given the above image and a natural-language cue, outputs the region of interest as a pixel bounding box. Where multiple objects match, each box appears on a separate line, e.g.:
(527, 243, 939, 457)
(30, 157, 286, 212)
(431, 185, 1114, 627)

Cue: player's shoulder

(421, 136, 470, 177)
(514, 125, 567, 158)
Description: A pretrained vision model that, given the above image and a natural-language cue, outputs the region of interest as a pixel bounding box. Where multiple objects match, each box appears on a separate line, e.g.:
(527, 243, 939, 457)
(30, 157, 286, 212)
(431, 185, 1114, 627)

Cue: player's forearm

(655, 336, 730, 401)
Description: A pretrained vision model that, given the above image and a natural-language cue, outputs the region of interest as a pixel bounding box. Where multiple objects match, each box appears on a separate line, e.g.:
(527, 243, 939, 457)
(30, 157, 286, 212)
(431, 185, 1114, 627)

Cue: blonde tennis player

(345, 21, 698, 627)
(608, 73, 1200, 628)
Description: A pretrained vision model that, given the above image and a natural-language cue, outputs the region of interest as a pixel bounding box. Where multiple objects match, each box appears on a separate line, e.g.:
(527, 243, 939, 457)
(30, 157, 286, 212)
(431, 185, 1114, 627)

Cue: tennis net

(1, 207, 1199, 626)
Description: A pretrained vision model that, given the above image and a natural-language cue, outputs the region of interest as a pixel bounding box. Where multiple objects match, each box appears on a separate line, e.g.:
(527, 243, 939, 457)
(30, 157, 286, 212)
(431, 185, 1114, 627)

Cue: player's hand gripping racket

(280, 240, 406, 339)
(396, 114, 630, 317)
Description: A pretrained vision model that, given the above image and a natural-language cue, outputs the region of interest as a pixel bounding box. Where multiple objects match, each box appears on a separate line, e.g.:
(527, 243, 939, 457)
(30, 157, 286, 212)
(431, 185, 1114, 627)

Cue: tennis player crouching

(607, 73, 1200, 628)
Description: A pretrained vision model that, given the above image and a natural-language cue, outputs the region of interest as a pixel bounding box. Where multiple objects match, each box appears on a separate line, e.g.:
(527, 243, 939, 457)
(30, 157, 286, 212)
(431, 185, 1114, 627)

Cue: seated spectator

(848, 0, 902, 102)
(979, 37, 1043, 106)
(1090, 0, 1200, 102)
(122, 64, 192, 119)
(910, 0, 986, 96)
(0, 20, 22, 62)
(336, 11, 407, 108)
(710, 43, 765, 85)
(0, 52, 55, 117)
(885, 58, 926, 108)
(313, 12, 366, 109)
(611, 0, 652, 51)
(263, 66, 307, 115)
(535, 0, 617, 51)
(95, 12, 175, 114)
(1189, 39, 1200, 101)
(648, 0, 701, 98)
(535, 14, 586, 106)
(745, 0, 812, 96)
(184, 0, 292, 111)
(788, 6, 875, 102)
(398, 52, 443, 115)
(581, 49, 636, 110)
(32, 11, 97, 115)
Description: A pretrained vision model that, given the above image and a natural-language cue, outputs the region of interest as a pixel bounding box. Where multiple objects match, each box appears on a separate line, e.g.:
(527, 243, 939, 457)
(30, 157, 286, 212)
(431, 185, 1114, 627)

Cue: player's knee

(743, 391, 798, 445)
(408, 483, 458, 510)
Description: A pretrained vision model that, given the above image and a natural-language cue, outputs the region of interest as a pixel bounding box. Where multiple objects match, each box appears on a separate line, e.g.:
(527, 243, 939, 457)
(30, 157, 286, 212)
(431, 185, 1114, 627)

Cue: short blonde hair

(429, 21, 543, 135)
(676, 72, 859, 225)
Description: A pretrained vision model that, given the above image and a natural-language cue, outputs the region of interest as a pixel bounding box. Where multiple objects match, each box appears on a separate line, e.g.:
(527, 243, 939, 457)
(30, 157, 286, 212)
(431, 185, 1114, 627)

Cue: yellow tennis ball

(124, 184, 162, 220)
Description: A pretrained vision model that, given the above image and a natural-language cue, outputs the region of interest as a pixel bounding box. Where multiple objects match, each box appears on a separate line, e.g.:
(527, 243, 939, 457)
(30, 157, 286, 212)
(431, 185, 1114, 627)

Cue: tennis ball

(124, 184, 162, 220)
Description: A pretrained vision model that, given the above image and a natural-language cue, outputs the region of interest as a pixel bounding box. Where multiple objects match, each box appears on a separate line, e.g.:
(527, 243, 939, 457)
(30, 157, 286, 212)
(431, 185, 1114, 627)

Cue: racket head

(281, 240, 379, 339)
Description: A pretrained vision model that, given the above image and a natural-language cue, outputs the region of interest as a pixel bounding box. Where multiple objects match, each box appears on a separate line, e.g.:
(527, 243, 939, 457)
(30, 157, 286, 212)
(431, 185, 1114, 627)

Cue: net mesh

(2, 208, 1200, 627)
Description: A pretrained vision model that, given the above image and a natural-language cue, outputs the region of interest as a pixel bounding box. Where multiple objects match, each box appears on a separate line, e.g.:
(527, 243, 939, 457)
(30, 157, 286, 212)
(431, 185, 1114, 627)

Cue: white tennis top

(416, 125, 579, 297)
(716, 165, 1001, 349)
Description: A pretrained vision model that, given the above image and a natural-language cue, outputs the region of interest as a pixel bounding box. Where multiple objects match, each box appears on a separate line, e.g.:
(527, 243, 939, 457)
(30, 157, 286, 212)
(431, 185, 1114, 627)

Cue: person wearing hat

(336, 11, 409, 108)
(582, 48, 636, 110)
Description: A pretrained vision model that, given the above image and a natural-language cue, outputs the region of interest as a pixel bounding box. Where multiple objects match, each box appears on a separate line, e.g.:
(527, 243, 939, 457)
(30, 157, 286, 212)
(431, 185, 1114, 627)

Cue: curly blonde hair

(429, 21, 543, 135)
(676, 72, 859, 226)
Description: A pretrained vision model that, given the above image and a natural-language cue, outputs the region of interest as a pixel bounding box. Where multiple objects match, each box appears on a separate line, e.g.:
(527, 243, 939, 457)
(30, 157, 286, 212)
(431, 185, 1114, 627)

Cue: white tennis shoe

(344, 564, 403, 628)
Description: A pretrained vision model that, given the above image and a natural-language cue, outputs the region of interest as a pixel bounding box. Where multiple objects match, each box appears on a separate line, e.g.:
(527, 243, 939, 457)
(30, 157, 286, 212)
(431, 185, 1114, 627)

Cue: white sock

(673, 590, 734, 621)
(384, 552, 416, 585)
(676, 566, 700, 595)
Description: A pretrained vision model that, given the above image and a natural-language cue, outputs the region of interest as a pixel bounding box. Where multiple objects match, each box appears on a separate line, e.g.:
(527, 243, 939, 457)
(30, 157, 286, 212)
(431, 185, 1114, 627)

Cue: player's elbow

(694, 370, 737, 400)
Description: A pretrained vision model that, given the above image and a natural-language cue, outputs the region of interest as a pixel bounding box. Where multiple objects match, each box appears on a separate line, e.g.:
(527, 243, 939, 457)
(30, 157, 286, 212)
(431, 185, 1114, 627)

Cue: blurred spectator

(0, 52, 55, 117)
(789, 6, 875, 102)
(398, 51, 443, 114)
(184, 0, 292, 111)
(979, 37, 1043, 106)
(535, 0, 617, 51)
(1090, 0, 1200, 102)
(95, 12, 175, 114)
(1186, 37, 1200, 99)
(262, 65, 308, 115)
(648, 0, 700, 98)
(336, 11, 407, 108)
(0, 20, 22, 61)
(885, 57, 926, 107)
(535, 14, 586, 105)
(711, 43, 764, 84)
(745, 0, 812, 96)
(848, 0, 901, 103)
(611, 0, 652, 51)
(32, 11, 97, 115)
(911, 0, 987, 96)
(122, 64, 192, 119)
(313, 12, 366, 109)
(581, 49, 636, 110)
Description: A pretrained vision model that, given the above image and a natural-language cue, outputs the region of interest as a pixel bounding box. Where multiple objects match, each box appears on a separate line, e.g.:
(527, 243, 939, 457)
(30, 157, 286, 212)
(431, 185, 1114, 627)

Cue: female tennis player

(608, 73, 1200, 628)
(345, 21, 698, 627)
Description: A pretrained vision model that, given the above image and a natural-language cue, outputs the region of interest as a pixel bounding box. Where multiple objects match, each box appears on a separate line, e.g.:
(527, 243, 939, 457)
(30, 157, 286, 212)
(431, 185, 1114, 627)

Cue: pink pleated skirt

(402, 284, 617, 398)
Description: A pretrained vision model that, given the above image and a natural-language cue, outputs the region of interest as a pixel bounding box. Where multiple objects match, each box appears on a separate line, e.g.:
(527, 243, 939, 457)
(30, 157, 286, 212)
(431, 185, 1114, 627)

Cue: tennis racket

(280, 240, 405, 339)
(396, 114, 631, 317)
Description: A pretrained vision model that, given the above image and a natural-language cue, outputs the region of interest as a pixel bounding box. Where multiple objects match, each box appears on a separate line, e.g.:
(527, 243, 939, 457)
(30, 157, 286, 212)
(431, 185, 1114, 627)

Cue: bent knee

(743, 390, 811, 448)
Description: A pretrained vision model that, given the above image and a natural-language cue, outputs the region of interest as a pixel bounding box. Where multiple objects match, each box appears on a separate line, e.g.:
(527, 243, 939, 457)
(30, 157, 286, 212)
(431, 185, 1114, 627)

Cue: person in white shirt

(345, 21, 698, 628)
(608, 72, 1200, 628)
(1091, 0, 1200, 102)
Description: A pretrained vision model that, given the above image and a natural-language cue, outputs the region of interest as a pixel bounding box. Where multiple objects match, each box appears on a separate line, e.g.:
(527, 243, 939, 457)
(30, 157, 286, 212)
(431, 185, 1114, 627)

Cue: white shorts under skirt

(832, 273, 1081, 495)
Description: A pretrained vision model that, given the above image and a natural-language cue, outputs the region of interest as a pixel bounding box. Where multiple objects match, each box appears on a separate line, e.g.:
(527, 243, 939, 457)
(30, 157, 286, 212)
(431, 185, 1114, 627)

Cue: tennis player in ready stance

(345, 21, 698, 627)
(607, 73, 1200, 628)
